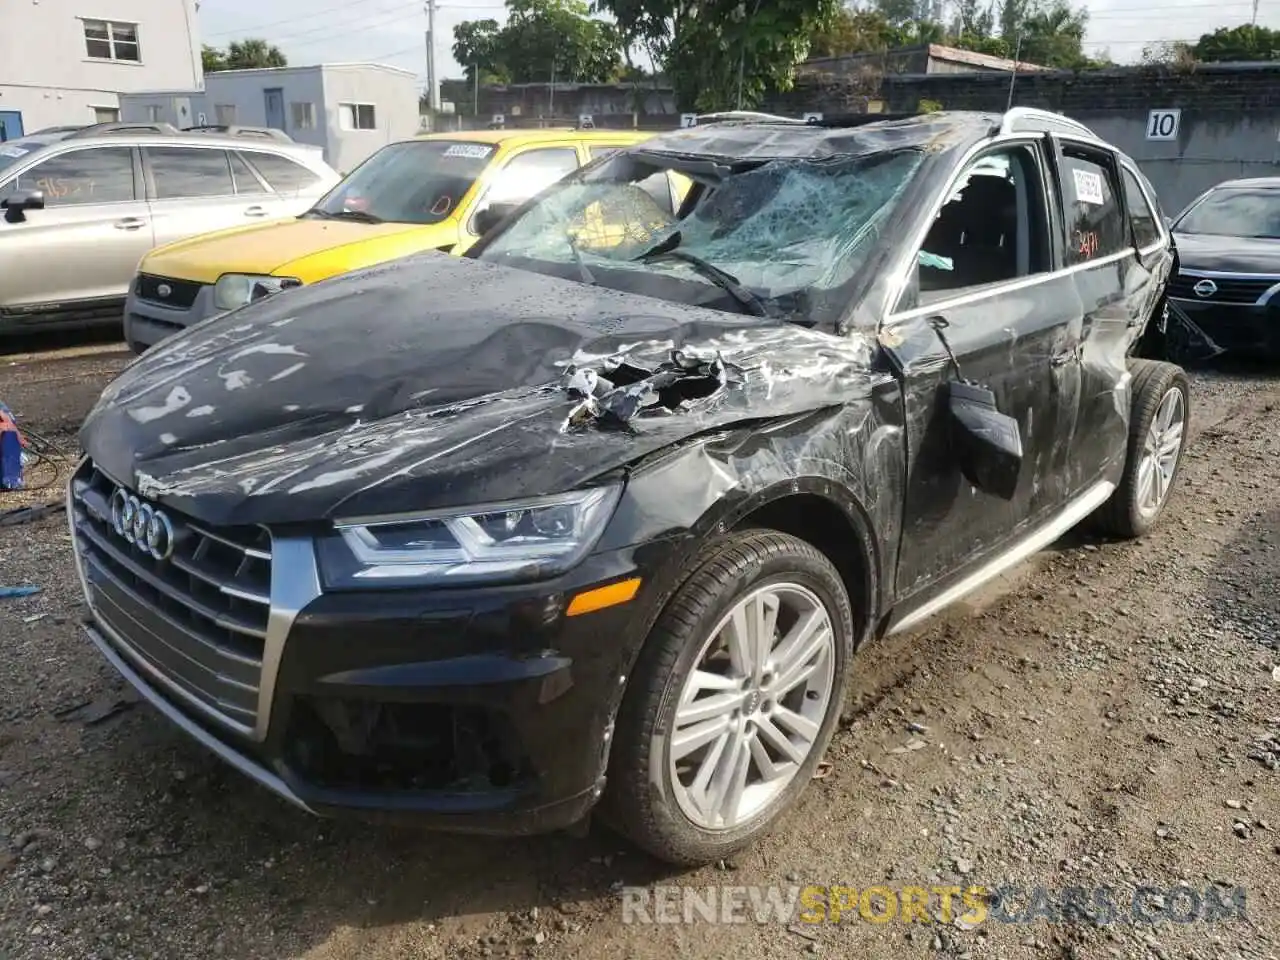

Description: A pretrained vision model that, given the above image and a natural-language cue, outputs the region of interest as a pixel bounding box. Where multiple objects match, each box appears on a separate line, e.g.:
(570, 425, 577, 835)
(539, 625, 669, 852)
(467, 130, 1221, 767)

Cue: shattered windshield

(476, 148, 926, 321)
(304, 139, 496, 225)
(1176, 187, 1280, 239)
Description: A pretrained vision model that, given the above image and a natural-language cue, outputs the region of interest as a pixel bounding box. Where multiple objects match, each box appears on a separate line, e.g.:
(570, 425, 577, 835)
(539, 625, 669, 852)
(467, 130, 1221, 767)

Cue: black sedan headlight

(317, 484, 622, 589)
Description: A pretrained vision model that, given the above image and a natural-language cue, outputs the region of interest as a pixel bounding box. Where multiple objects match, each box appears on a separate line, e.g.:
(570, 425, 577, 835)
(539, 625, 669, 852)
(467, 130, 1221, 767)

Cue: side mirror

(473, 200, 518, 236)
(945, 380, 1023, 500)
(2, 189, 45, 221)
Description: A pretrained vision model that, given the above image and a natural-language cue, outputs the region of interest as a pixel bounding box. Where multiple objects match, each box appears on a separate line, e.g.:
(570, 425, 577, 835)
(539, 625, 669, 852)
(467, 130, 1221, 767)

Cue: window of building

(83, 20, 140, 62)
(240, 151, 323, 192)
(2, 147, 135, 206)
(147, 147, 235, 200)
(290, 102, 316, 131)
(338, 103, 377, 131)
(215, 104, 237, 126)
(1122, 167, 1161, 250)
(145, 105, 162, 123)
(92, 106, 120, 124)
(913, 144, 1051, 302)
(1057, 146, 1127, 266)
(228, 152, 268, 194)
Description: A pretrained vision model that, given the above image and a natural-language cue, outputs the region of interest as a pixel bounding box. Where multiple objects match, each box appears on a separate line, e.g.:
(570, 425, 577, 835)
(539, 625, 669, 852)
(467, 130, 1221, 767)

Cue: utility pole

(1252, 0, 1260, 24)
(736, 0, 764, 111)
(424, 0, 439, 113)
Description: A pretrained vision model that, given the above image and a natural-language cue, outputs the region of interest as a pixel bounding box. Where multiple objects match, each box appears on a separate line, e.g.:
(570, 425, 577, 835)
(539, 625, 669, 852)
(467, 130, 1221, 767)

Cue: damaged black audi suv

(68, 108, 1186, 866)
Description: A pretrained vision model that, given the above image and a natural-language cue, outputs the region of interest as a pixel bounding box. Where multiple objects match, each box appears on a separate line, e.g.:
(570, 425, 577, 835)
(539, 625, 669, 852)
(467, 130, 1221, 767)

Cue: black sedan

(1167, 176, 1280, 359)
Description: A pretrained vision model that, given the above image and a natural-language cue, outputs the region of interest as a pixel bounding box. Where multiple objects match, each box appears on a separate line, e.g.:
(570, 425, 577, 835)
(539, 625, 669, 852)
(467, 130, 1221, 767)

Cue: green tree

(452, 0, 622, 86)
(201, 44, 227, 73)
(595, 0, 840, 111)
(1194, 23, 1280, 61)
(202, 38, 287, 73)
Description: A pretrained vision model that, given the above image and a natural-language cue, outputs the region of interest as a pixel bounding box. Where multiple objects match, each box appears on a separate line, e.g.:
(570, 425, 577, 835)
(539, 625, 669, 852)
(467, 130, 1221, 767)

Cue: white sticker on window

(0, 145, 29, 159)
(1073, 168, 1105, 206)
(443, 143, 494, 160)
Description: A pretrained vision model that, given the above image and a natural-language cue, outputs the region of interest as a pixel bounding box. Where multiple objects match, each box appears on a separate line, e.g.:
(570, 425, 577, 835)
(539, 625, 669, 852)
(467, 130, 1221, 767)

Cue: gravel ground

(1, 338, 1277, 960)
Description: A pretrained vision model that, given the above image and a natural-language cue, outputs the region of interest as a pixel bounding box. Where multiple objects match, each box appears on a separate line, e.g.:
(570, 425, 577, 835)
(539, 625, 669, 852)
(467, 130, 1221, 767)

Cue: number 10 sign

(1146, 109, 1180, 141)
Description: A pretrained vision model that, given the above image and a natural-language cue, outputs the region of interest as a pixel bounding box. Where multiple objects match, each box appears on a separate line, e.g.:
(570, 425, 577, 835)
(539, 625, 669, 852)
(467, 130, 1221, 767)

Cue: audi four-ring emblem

(108, 489, 176, 561)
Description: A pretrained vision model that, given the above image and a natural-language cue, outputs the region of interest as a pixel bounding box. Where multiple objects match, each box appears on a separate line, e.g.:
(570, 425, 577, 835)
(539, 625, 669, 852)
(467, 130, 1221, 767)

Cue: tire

(603, 529, 854, 866)
(1092, 358, 1190, 539)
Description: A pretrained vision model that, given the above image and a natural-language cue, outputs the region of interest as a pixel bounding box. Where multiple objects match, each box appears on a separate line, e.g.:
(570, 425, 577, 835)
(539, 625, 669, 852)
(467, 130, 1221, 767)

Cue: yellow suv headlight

(213, 273, 302, 312)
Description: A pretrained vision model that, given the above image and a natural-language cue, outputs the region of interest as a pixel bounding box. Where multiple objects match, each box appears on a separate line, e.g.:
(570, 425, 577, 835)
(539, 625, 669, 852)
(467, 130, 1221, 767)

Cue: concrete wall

(120, 64, 418, 172)
(882, 63, 1280, 214)
(0, 0, 201, 133)
(321, 65, 419, 174)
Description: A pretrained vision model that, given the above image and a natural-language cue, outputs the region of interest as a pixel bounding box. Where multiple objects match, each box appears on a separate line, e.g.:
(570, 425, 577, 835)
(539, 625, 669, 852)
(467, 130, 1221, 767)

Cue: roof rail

(63, 121, 181, 139)
(181, 124, 295, 143)
(999, 107, 1097, 139)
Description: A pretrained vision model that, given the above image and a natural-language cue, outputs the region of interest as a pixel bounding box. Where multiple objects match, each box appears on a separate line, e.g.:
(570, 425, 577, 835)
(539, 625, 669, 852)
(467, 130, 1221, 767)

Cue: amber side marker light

(566, 577, 642, 617)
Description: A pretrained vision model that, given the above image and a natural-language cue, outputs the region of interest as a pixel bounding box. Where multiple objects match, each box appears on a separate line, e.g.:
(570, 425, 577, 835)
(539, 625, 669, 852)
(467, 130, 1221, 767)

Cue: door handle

(243, 205, 268, 217)
(114, 217, 146, 231)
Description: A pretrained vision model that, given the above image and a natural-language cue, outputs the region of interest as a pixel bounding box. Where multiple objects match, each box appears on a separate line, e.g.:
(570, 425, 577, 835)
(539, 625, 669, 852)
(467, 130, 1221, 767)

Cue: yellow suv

(122, 128, 660, 353)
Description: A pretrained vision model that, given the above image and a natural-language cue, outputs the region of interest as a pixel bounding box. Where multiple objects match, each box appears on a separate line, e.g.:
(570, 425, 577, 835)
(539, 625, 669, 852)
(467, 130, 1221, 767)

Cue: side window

(228, 152, 268, 194)
(487, 147, 579, 206)
(242, 151, 323, 193)
(1057, 146, 1126, 266)
(4, 147, 135, 206)
(148, 147, 235, 199)
(914, 144, 1051, 302)
(1121, 167, 1161, 249)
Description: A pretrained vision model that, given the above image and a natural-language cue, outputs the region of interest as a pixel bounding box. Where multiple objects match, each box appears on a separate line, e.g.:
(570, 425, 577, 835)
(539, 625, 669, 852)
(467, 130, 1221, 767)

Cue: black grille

(1167, 274, 1279, 305)
(135, 274, 204, 309)
(70, 461, 271, 735)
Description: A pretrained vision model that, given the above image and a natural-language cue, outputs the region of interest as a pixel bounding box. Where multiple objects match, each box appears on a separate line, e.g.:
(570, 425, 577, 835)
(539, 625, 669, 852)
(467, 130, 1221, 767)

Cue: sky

(195, 0, 1279, 97)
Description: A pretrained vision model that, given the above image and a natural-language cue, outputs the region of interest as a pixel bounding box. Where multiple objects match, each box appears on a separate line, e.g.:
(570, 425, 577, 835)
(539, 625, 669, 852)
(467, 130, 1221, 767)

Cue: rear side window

(1121, 167, 1161, 249)
(228, 152, 268, 194)
(242, 151, 322, 192)
(149, 147, 234, 199)
(1058, 146, 1126, 266)
(2, 146, 135, 205)
(487, 147, 579, 205)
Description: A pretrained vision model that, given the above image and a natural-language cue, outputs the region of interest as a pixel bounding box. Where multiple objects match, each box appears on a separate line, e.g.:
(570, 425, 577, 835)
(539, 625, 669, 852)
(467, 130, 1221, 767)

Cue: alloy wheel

(1136, 386, 1185, 518)
(667, 582, 837, 831)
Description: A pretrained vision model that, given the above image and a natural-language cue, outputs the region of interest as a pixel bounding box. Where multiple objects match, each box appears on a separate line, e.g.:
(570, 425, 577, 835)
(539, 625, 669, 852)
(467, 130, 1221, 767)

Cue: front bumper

(1168, 297, 1280, 357)
(123, 277, 217, 353)
(68, 460, 677, 834)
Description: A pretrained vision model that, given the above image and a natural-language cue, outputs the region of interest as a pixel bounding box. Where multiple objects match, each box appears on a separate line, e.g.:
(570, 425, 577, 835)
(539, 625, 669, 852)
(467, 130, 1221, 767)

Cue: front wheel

(603, 530, 854, 865)
(1093, 359, 1190, 539)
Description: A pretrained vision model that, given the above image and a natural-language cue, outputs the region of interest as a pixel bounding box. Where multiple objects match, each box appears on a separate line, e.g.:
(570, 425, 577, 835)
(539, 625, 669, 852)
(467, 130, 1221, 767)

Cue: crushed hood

(82, 253, 877, 527)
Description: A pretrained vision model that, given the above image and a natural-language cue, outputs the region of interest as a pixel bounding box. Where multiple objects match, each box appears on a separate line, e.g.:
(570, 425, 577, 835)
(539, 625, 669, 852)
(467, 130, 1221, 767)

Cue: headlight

(213, 273, 302, 311)
(317, 484, 622, 588)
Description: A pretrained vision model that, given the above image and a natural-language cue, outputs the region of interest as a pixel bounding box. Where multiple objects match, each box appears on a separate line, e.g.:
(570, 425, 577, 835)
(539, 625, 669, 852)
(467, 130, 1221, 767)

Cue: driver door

(881, 137, 1085, 602)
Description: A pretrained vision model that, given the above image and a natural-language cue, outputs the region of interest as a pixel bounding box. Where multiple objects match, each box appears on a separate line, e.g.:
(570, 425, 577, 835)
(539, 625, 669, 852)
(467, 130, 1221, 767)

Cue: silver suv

(0, 129, 340, 336)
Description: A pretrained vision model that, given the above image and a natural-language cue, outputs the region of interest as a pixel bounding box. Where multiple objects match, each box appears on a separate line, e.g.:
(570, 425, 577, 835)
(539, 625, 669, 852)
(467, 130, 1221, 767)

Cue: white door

(144, 145, 275, 248)
(0, 144, 153, 309)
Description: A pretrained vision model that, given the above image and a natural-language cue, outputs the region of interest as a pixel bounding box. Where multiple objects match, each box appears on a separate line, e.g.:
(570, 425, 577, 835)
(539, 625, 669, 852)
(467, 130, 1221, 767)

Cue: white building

(0, 0, 202, 140)
(120, 64, 420, 174)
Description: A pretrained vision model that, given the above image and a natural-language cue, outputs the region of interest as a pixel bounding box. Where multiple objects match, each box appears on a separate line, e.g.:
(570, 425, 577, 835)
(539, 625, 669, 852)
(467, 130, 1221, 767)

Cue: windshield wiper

(567, 234, 597, 285)
(640, 246, 772, 318)
(323, 208, 384, 224)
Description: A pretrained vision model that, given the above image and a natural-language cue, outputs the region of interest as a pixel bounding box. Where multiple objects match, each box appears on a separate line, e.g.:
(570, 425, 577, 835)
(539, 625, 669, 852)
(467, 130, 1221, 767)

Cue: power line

(202, 0, 402, 39)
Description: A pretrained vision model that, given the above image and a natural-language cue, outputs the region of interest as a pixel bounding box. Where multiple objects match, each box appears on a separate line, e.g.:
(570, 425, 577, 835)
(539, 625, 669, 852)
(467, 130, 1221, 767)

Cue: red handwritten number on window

(1076, 230, 1099, 259)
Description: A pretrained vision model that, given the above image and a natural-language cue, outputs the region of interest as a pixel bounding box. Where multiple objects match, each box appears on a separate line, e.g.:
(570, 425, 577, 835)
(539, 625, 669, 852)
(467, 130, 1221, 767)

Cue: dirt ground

(1, 334, 1278, 960)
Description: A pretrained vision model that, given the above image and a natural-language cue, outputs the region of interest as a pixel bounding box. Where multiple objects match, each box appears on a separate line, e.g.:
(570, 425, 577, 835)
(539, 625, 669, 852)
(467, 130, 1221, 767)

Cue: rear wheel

(604, 530, 854, 865)
(1093, 359, 1190, 539)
